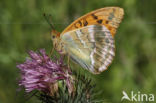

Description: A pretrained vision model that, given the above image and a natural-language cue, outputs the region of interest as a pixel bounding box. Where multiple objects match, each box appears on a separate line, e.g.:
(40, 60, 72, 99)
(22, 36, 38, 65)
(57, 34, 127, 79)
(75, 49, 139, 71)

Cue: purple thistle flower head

(17, 49, 72, 94)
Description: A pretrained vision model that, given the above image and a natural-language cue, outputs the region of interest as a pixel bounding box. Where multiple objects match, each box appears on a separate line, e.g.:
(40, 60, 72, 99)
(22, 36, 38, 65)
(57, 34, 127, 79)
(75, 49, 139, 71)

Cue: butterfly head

(43, 13, 66, 54)
(43, 14, 60, 41)
(51, 29, 66, 54)
(51, 29, 60, 39)
(51, 29, 60, 47)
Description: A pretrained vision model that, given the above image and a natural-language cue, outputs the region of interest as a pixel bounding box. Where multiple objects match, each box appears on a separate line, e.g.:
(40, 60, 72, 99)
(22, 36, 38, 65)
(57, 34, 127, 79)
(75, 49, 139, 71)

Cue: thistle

(17, 49, 97, 103)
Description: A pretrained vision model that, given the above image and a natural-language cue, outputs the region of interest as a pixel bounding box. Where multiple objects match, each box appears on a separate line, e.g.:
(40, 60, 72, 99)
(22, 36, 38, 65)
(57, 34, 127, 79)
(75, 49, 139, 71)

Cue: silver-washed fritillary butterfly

(51, 7, 124, 74)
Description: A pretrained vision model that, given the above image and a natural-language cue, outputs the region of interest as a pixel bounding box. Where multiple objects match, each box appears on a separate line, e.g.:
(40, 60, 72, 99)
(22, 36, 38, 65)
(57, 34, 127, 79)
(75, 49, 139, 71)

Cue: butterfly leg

(49, 45, 54, 57)
(67, 55, 70, 68)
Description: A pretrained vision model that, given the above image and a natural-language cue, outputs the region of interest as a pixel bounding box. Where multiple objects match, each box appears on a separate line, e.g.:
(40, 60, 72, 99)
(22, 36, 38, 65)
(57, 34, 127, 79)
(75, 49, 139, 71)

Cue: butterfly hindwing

(61, 25, 115, 74)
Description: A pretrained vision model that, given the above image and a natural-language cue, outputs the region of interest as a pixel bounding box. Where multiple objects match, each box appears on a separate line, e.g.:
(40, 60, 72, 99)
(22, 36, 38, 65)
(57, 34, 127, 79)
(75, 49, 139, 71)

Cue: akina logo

(121, 90, 154, 102)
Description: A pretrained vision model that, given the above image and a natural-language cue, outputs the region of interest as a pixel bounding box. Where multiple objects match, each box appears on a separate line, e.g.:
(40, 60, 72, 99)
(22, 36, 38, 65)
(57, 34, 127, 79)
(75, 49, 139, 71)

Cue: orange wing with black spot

(61, 7, 124, 37)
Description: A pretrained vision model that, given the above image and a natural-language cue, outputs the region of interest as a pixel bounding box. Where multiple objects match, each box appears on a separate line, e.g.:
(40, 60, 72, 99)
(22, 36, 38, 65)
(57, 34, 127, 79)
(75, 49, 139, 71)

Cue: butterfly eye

(52, 35, 55, 39)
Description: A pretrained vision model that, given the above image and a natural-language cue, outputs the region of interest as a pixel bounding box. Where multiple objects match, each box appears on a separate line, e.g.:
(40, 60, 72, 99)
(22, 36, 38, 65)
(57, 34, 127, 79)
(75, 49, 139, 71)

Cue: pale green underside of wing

(61, 24, 115, 74)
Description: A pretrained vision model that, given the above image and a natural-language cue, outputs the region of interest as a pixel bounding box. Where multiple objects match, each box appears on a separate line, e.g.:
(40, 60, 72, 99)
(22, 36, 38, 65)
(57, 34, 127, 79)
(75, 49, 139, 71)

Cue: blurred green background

(0, 0, 156, 103)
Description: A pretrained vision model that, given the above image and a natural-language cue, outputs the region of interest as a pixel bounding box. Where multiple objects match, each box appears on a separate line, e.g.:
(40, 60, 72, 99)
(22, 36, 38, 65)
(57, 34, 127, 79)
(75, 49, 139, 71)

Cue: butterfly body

(51, 7, 124, 74)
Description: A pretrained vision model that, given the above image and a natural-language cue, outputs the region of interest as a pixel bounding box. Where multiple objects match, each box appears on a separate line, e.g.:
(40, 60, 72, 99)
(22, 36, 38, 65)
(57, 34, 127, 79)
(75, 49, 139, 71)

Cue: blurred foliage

(0, 0, 156, 103)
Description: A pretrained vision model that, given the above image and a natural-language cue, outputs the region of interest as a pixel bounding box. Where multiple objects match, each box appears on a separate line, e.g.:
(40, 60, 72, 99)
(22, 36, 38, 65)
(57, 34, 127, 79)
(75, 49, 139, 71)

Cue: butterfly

(50, 7, 124, 74)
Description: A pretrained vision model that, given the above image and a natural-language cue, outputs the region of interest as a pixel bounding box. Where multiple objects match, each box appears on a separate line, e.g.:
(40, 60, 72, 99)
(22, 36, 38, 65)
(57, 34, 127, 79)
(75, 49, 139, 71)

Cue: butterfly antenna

(43, 13, 55, 30)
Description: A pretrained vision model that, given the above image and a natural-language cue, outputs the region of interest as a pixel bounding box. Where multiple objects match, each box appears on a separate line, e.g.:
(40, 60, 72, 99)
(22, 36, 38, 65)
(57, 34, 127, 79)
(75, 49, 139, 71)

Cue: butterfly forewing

(61, 25, 115, 74)
(61, 7, 124, 37)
